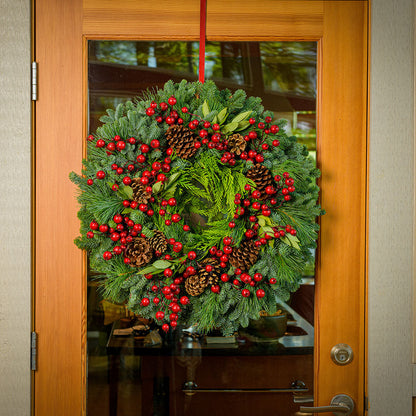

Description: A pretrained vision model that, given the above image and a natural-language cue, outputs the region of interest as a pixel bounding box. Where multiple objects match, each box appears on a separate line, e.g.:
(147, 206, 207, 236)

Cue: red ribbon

(199, 0, 207, 83)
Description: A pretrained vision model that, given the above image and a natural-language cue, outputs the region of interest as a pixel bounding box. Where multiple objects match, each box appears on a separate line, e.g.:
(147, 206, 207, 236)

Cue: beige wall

(368, 0, 414, 414)
(0, 0, 31, 415)
(0, 0, 414, 415)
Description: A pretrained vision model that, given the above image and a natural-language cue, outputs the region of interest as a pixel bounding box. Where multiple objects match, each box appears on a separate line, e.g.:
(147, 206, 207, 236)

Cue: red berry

(141, 297, 150, 306)
(168, 96, 177, 105)
(211, 285, 220, 293)
(96, 139, 105, 148)
(173, 242, 183, 252)
(123, 177, 132, 185)
(221, 273, 229, 282)
(172, 214, 181, 223)
(87, 231, 94, 238)
(183, 224, 190, 232)
(241, 289, 250, 297)
(157, 173, 166, 182)
(87, 179, 94, 185)
(156, 311, 165, 320)
(223, 236, 232, 246)
(113, 246, 122, 255)
(186, 266, 196, 275)
(249, 131, 257, 140)
(249, 118, 256, 125)
(188, 251, 197, 260)
(223, 246, 232, 254)
(99, 224, 108, 233)
(110, 232, 120, 242)
(168, 198, 176, 206)
(261, 143, 269, 150)
(253, 273, 263, 282)
(107, 142, 115, 151)
(116, 141, 126, 150)
(113, 214, 123, 224)
(150, 139, 160, 148)
(90, 221, 99, 230)
(103, 251, 112, 260)
(140, 144, 150, 153)
(270, 125, 279, 134)
(258, 122, 265, 129)
(205, 264, 213, 272)
(272, 140, 280, 147)
(128, 137, 136, 144)
(265, 116, 272, 123)
(228, 221, 236, 228)
(180, 296, 189, 305)
(284, 195, 291, 201)
(269, 277, 277, 284)
(146, 107, 155, 116)
(256, 289, 265, 298)
(137, 154, 146, 163)
(96, 170, 105, 179)
(199, 129, 208, 139)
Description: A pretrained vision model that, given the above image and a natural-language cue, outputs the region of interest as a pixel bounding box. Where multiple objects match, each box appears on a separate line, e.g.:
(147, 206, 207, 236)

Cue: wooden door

(34, 1, 368, 415)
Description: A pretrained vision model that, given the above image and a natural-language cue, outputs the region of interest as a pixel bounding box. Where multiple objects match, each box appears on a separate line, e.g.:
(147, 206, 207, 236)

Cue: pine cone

(199, 258, 222, 285)
(227, 133, 246, 155)
(229, 240, 260, 271)
(130, 178, 151, 204)
(149, 230, 168, 254)
(124, 237, 153, 268)
(165, 125, 198, 159)
(246, 164, 274, 200)
(185, 274, 208, 296)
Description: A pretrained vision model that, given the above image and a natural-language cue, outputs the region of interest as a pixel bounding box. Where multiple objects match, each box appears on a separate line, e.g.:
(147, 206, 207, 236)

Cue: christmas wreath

(70, 80, 322, 335)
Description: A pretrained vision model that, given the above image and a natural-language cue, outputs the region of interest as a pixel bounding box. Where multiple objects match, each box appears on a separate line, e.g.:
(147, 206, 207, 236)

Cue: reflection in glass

(87, 40, 317, 416)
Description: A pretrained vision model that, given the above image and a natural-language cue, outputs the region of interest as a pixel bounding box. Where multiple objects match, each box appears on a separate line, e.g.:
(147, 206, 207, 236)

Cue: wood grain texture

(83, 0, 200, 39)
(206, 0, 323, 40)
(35, 0, 368, 414)
(315, 2, 368, 414)
(35, 0, 83, 415)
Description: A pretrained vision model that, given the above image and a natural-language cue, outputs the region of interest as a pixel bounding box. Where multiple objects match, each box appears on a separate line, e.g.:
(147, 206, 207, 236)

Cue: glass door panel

(87, 40, 317, 416)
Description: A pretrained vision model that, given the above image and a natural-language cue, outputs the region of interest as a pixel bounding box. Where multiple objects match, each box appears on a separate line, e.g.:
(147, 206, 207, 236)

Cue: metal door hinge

(31, 331, 37, 371)
(31, 62, 38, 101)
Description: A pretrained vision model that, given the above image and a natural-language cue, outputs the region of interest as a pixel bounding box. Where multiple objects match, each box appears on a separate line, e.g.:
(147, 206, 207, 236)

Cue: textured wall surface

(368, 0, 414, 414)
(0, 0, 31, 415)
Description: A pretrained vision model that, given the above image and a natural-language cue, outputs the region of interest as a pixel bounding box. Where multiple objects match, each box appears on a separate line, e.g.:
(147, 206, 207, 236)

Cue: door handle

(296, 394, 354, 416)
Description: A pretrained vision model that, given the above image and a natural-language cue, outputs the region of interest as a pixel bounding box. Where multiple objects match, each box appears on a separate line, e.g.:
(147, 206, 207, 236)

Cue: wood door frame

(34, 1, 369, 414)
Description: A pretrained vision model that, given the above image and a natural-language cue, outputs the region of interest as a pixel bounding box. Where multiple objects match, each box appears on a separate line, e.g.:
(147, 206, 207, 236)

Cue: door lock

(331, 343, 353, 366)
